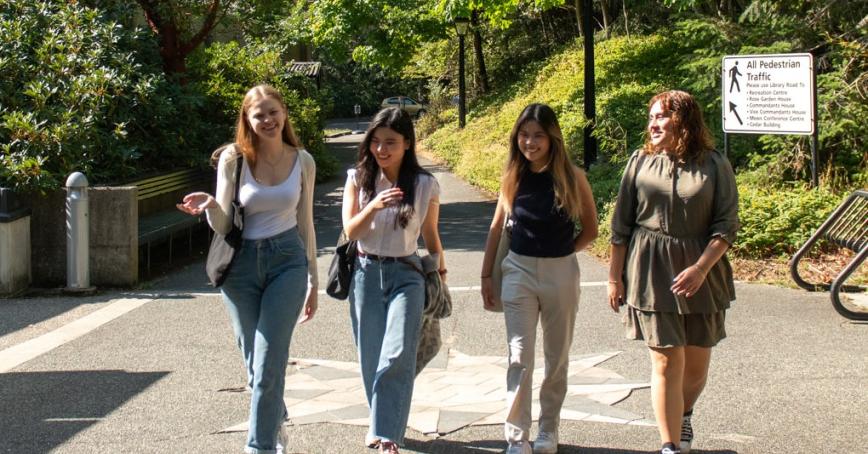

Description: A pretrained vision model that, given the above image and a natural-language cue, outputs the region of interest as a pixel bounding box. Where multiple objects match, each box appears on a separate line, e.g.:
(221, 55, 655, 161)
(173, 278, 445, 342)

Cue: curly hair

(643, 90, 714, 162)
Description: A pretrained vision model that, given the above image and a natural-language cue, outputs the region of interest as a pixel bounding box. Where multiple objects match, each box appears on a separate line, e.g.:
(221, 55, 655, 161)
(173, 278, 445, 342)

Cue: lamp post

(582, 0, 597, 169)
(454, 17, 470, 128)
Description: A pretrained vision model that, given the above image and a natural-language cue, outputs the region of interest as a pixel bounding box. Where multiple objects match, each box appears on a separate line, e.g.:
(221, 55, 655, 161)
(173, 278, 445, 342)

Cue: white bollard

(65, 172, 95, 293)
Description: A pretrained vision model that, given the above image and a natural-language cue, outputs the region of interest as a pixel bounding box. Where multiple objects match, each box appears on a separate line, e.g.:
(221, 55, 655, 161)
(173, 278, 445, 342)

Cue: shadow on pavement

(404, 437, 739, 453)
(0, 370, 169, 452)
(439, 200, 496, 252)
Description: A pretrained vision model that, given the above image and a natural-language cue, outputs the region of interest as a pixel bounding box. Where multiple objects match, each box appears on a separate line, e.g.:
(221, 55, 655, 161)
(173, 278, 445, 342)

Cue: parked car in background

(380, 96, 426, 118)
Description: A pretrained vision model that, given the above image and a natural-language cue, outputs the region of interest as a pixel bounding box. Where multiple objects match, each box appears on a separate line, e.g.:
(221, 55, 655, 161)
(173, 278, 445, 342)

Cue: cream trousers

(501, 250, 581, 443)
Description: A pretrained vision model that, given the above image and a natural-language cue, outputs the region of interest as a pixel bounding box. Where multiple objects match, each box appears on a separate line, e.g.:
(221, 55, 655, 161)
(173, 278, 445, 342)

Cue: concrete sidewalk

(0, 131, 866, 453)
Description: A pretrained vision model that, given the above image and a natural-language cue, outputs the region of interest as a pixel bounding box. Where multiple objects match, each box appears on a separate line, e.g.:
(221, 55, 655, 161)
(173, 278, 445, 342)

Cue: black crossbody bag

(205, 156, 244, 287)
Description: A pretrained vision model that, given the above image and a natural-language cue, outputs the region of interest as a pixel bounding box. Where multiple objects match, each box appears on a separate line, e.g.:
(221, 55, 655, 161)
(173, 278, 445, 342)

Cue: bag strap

(230, 154, 244, 230)
(232, 154, 244, 203)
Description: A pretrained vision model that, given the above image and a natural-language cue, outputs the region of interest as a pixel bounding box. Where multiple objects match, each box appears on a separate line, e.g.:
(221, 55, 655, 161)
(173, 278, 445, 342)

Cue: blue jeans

(349, 254, 425, 445)
(220, 227, 308, 454)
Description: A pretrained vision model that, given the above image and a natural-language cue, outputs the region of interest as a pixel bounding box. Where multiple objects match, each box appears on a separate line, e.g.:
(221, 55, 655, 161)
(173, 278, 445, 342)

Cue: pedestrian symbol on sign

(728, 61, 741, 93)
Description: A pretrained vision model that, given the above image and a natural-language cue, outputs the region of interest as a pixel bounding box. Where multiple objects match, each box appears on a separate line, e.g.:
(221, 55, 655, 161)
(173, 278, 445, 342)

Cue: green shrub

(0, 0, 215, 191)
(188, 40, 337, 181)
(735, 183, 843, 258)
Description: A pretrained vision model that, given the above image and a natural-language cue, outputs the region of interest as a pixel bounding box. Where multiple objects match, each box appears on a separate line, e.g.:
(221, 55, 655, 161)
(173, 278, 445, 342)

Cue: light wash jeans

(350, 254, 425, 446)
(501, 251, 580, 443)
(220, 227, 308, 454)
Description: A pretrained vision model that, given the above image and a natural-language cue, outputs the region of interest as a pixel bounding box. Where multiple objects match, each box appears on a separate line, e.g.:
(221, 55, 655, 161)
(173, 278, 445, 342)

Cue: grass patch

(324, 128, 351, 137)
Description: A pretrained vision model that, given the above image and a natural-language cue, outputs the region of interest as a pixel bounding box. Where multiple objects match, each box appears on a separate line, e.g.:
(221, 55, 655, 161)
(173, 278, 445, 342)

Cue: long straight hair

(643, 90, 714, 163)
(356, 107, 430, 229)
(501, 103, 583, 221)
(221, 84, 301, 168)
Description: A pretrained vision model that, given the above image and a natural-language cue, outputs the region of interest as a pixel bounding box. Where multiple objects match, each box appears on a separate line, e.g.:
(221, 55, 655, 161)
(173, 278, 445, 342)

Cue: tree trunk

(137, 0, 223, 83)
(471, 10, 489, 94)
(600, 0, 611, 38)
(157, 23, 187, 79)
(622, 0, 630, 38)
(575, 0, 585, 37)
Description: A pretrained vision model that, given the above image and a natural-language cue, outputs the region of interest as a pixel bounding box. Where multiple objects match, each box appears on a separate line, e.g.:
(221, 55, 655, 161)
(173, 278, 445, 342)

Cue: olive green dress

(611, 149, 739, 317)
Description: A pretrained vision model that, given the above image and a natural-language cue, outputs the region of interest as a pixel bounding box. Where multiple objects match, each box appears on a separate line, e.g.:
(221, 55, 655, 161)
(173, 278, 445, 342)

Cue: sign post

(353, 104, 364, 134)
(721, 53, 818, 186)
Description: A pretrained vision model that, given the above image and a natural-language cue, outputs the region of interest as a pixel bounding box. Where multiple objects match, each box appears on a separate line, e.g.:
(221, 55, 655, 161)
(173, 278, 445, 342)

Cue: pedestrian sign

(721, 53, 814, 135)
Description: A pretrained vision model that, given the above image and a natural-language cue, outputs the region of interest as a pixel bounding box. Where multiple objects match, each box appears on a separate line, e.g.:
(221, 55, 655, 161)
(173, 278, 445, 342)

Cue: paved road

(0, 131, 866, 453)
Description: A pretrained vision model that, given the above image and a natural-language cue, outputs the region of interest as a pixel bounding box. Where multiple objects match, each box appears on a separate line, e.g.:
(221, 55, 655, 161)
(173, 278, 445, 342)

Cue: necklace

(254, 146, 288, 183)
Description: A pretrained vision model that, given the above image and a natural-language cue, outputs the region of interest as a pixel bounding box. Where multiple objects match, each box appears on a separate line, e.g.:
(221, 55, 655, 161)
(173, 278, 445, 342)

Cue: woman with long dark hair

(608, 90, 739, 454)
(480, 103, 598, 454)
(342, 107, 445, 454)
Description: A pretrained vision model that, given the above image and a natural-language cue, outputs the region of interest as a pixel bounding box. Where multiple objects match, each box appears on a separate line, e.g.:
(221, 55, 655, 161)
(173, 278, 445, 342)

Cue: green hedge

(0, 0, 217, 191)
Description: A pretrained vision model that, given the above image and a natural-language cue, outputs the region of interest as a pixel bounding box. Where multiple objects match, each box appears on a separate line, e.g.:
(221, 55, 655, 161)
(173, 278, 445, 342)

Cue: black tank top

(510, 169, 576, 257)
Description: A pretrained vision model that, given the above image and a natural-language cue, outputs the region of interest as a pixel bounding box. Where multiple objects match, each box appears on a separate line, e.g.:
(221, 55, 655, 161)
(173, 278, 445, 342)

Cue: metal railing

(790, 190, 867, 320)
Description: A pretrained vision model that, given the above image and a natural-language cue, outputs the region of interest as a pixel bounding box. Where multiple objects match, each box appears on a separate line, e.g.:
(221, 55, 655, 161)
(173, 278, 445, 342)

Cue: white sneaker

(533, 431, 558, 453)
(506, 440, 532, 454)
(365, 431, 381, 448)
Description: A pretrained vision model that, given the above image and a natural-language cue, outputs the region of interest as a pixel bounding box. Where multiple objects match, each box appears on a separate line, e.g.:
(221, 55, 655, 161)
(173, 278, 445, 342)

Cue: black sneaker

(680, 411, 694, 453)
(661, 442, 681, 454)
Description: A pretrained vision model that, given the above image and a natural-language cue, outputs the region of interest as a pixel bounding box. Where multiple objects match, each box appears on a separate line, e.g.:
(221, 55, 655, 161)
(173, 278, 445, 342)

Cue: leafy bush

(0, 0, 216, 191)
(188, 40, 337, 180)
(735, 183, 843, 258)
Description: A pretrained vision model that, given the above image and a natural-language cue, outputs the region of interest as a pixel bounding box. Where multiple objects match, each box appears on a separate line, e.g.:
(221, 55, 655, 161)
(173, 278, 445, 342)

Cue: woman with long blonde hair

(178, 84, 318, 453)
(480, 103, 598, 454)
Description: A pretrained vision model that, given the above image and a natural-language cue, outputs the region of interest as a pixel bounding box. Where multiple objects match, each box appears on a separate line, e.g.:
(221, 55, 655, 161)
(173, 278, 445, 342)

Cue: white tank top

(239, 157, 302, 239)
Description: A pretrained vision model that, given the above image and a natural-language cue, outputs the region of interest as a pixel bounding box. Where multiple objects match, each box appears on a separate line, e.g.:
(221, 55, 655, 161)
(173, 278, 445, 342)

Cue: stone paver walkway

(220, 348, 651, 437)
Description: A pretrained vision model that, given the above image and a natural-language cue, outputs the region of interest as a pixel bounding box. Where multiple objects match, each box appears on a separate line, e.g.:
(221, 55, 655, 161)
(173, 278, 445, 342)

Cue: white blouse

(347, 169, 440, 257)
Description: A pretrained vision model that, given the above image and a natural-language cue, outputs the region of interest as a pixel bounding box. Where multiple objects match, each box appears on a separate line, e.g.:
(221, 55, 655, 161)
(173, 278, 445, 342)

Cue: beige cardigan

(206, 144, 318, 289)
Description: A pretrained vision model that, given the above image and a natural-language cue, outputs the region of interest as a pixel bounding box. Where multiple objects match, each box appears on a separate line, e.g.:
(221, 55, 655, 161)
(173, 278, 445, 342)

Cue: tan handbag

(487, 218, 512, 313)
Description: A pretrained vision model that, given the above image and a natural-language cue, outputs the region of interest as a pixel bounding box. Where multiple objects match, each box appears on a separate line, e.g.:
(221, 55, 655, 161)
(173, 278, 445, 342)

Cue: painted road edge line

(0, 298, 152, 373)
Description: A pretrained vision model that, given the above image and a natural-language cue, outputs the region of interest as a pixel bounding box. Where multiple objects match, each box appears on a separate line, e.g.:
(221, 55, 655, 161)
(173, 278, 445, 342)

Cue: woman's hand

(607, 280, 625, 312)
(670, 265, 707, 297)
(480, 276, 495, 310)
(176, 192, 217, 215)
(367, 187, 403, 211)
(298, 290, 318, 324)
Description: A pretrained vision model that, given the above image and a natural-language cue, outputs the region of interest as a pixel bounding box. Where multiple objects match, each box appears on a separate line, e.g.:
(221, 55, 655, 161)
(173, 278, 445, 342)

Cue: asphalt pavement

(0, 129, 866, 454)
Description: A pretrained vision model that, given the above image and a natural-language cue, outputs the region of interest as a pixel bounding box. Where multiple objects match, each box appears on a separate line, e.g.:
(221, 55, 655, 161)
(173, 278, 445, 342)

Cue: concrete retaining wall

(0, 216, 31, 296)
(31, 187, 137, 287)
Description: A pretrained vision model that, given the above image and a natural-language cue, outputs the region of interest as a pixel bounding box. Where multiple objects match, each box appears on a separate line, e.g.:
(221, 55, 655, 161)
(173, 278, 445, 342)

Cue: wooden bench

(790, 189, 868, 320)
(132, 168, 214, 275)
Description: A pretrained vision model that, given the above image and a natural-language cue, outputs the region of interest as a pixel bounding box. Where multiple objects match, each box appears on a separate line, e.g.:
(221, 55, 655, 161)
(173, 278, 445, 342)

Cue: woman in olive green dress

(607, 90, 738, 454)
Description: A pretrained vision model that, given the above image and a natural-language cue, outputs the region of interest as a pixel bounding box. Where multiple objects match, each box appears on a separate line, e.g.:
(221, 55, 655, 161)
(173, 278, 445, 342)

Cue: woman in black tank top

(480, 104, 598, 454)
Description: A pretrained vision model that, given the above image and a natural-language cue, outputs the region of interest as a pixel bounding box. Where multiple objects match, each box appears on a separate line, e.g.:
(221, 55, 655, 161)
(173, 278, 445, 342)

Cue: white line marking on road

(43, 418, 103, 422)
(183, 282, 610, 299)
(0, 298, 152, 373)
